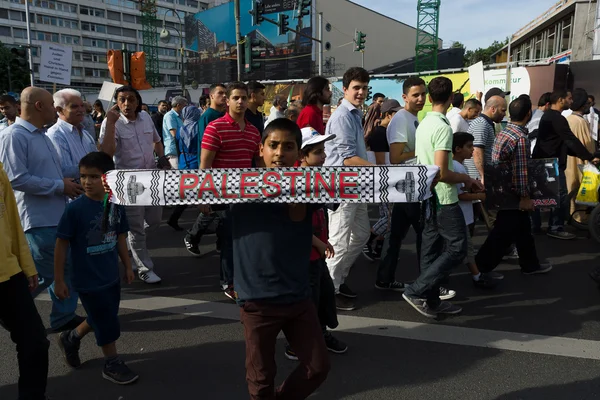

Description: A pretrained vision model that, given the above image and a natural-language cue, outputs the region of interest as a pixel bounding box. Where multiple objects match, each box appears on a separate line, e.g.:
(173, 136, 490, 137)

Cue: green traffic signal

(250, 0, 265, 26)
(354, 31, 366, 52)
(244, 36, 263, 73)
(10, 47, 27, 68)
(277, 13, 289, 36)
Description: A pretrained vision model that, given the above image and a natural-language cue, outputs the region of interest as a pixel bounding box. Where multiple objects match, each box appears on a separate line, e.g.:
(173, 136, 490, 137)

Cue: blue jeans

(405, 202, 467, 309)
(25, 226, 79, 330)
(548, 169, 567, 231)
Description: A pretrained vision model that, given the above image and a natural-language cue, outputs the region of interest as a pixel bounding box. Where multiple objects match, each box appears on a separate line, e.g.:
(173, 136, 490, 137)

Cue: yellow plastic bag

(576, 164, 600, 206)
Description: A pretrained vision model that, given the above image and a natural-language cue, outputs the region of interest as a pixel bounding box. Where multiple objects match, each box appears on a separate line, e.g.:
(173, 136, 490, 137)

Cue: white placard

(468, 61, 485, 96)
(39, 42, 72, 85)
(98, 81, 123, 103)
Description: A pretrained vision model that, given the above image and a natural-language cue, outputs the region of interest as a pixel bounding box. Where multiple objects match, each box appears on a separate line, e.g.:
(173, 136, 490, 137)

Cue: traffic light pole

(24, 0, 34, 86)
(234, 0, 242, 81)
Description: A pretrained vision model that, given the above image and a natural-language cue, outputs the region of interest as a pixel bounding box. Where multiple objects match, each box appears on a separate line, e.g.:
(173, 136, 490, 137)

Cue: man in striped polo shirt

(200, 81, 262, 301)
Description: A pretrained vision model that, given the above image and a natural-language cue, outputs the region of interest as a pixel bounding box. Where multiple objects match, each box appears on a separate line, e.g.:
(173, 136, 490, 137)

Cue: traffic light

(10, 47, 27, 69)
(277, 13, 289, 36)
(366, 86, 373, 102)
(354, 30, 366, 52)
(249, 0, 265, 26)
(243, 36, 262, 73)
(298, 0, 311, 17)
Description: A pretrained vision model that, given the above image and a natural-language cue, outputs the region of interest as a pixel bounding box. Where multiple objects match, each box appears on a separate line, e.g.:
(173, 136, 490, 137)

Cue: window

(168, 75, 179, 83)
(0, 9, 8, 19)
(82, 37, 107, 48)
(82, 22, 107, 33)
(122, 13, 135, 23)
(36, 14, 78, 29)
(187, 0, 199, 7)
(122, 28, 136, 38)
(80, 6, 105, 18)
(13, 27, 27, 39)
(31, 47, 39, 56)
(157, 48, 177, 57)
(61, 34, 80, 45)
(560, 15, 573, 52)
(109, 41, 123, 49)
(9, 10, 25, 21)
(107, 26, 121, 35)
(73, 52, 82, 61)
(82, 53, 107, 63)
(159, 61, 178, 69)
(107, 11, 120, 21)
(72, 67, 83, 77)
(35, 31, 59, 42)
(0, 26, 10, 36)
(126, 43, 137, 51)
(546, 25, 556, 58)
(534, 33, 543, 61)
(34, 1, 77, 13)
(85, 68, 108, 78)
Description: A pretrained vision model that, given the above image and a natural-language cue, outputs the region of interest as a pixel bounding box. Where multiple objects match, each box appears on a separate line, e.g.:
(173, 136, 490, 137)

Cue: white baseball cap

(301, 127, 336, 149)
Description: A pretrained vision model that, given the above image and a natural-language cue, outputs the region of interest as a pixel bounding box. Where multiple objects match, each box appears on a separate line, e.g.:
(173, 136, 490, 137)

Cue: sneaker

(324, 331, 348, 354)
(167, 220, 183, 231)
(224, 285, 237, 301)
(482, 271, 504, 280)
(57, 332, 81, 368)
(284, 345, 298, 361)
(547, 229, 576, 240)
(402, 293, 437, 318)
(335, 294, 356, 311)
(375, 281, 406, 292)
(362, 244, 378, 262)
(102, 360, 139, 385)
(339, 284, 357, 298)
(183, 237, 201, 257)
(434, 301, 463, 315)
(138, 270, 162, 284)
(504, 246, 519, 260)
(472, 276, 498, 289)
(522, 263, 553, 275)
(439, 287, 456, 300)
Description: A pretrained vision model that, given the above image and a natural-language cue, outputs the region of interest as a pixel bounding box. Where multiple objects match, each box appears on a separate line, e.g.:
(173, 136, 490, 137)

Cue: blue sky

(350, 0, 554, 50)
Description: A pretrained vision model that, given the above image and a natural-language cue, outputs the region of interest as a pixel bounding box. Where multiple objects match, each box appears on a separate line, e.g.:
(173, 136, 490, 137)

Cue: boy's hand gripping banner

(105, 166, 440, 206)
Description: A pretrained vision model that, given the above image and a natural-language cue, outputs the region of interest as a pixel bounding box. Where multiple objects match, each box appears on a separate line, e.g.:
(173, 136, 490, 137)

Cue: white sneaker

(139, 270, 162, 284)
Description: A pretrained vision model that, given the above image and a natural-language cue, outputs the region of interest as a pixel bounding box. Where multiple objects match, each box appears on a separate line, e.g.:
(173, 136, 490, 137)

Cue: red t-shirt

(311, 208, 328, 261)
(201, 113, 261, 168)
(297, 104, 325, 135)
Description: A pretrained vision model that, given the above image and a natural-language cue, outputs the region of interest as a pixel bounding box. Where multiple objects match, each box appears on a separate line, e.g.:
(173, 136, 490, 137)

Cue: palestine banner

(484, 158, 560, 210)
(105, 166, 440, 206)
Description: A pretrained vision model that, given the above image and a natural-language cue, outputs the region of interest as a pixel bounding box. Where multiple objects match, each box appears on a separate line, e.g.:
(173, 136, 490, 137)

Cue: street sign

(39, 42, 73, 85)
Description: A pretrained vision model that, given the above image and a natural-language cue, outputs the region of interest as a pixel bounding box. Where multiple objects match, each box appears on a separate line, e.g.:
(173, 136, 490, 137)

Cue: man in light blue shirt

(323, 67, 373, 311)
(0, 94, 19, 133)
(0, 87, 85, 331)
(163, 96, 188, 169)
(47, 89, 97, 179)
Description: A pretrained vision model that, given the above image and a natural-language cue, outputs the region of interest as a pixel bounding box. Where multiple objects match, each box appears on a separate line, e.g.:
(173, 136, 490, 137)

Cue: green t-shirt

(415, 111, 458, 205)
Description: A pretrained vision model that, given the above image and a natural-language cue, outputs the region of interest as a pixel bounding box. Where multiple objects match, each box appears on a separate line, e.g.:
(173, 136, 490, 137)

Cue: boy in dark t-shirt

(232, 119, 330, 399)
(54, 152, 137, 385)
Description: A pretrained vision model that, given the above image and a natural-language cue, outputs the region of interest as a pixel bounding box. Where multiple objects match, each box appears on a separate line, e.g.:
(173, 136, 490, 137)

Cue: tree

(0, 41, 31, 94)
(463, 38, 509, 67)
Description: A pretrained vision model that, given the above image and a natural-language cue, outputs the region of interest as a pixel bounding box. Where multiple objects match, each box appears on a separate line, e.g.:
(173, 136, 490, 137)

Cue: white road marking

(36, 293, 600, 361)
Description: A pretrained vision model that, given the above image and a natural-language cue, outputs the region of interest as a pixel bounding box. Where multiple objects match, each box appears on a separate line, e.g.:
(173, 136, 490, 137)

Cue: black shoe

(374, 281, 407, 292)
(284, 344, 298, 361)
(53, 315, 86, 333)
(183, 237, 201, 257)
(335, 294, 356, 311)
(522, 263, 553, 275)
(102, 360, 139, 385)
(324, 331, 348, 354)
(472, 276, 497, 289)
(589, 269, 600, 284)
(362, 243, 378, 261)
(339, 284, 357, 298)
(167, 220, 183, 231)
(57, 332, 81, 368)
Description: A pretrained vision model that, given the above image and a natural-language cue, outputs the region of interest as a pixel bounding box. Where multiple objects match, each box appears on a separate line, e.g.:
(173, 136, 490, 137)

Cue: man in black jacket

(151, 100, 169, 147)
(533, 90, 600, 240)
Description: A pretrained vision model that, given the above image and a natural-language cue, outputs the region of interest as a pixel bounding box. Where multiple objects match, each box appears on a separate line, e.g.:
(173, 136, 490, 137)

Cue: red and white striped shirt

(201, 113, 261, 168)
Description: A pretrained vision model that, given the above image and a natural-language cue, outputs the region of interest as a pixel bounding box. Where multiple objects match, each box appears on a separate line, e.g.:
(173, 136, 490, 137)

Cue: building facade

(0, 0, 212, 92)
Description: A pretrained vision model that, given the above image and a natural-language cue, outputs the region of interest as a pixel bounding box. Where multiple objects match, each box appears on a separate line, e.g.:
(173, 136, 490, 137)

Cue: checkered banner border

(106, 166, 439, 206)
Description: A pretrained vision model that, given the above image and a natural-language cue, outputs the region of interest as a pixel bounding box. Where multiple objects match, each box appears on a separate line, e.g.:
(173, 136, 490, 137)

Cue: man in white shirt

(450, 98, 482, 133)
(374, 77, 425, 292)
(264, 95, 288, 127)
(446, 92, 464, 121)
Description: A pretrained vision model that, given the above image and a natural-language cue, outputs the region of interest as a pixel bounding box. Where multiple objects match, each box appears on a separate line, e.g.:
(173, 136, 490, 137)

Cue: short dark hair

(452, 132, 474, 154)
(452, 92, 465, 108)
(590, 95, 596, 102)
(537, 92, 552, 107)
(157, 100, 168, 107)
(302, 76, 330, 107)
(284, 107, 300, 119)
(79, 151, 115, 174)
(428, 77, 453, 104)
(209, 83, 226, 94)
(114, 85, 142, 114)
(342, 67, 369, 89)
(261, 118, 302, 149)
(0, 94, 17, 105)
(373, 93, 385, 101)
(464, 98, 482, 109)
(247, 81, 266, 95)
(199, 94, 210, 106)
(509, 95, 533, 122)
(550, 90, 568, 105)
(402, 77, 426, 95)
(226, 81, 248, 98)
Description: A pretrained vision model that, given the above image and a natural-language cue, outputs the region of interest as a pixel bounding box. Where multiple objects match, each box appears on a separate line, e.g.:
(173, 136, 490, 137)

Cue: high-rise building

(0, 0, 213, 93)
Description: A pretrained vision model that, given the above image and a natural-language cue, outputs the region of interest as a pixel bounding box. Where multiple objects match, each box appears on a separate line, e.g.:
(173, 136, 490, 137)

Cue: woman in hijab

(167, 105, 202, 231)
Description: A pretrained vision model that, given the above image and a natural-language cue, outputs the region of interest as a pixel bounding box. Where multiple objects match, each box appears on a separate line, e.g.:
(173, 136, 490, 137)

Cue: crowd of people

(1, 65, 600, 399)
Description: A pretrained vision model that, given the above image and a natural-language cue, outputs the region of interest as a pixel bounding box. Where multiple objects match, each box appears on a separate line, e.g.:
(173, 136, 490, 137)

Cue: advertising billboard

(185, 0, 313, 83)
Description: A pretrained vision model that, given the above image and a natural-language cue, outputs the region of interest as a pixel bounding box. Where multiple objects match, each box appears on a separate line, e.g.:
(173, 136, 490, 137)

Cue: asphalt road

(2, 207, 600, 400)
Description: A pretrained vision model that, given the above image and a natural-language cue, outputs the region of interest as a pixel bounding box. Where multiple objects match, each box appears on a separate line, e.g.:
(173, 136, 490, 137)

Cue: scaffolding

(139, 0, 160, 87)
(415, 0, 441, 72)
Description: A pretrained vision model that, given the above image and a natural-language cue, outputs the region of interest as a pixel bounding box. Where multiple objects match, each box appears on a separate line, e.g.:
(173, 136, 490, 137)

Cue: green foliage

(0, 41, 31, 94)
(463, 38, 509, 67)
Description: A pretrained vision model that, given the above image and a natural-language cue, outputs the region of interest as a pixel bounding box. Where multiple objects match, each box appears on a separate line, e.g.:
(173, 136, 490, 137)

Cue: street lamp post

(159, 9, 185, 94)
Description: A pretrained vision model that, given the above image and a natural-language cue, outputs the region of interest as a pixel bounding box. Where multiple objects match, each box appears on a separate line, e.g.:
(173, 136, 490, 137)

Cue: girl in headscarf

(177, 105, 202, 170)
